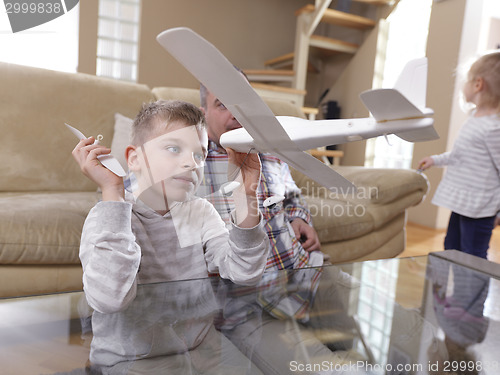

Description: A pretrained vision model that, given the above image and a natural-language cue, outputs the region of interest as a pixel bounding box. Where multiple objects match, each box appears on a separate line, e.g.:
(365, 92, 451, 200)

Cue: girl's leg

(444, 212, 461, 250)
(459, 215, 496, 259)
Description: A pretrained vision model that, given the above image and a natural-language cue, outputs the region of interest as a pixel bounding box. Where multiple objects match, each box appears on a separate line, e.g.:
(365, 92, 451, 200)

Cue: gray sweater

(80, 197, 268, 366)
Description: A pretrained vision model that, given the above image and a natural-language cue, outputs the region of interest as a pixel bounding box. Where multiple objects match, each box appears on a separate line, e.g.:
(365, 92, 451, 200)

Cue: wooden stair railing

(246, 0, 394, 111)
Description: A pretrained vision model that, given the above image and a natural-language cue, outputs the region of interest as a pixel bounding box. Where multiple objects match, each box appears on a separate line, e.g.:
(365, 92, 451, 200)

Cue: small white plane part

(263, 195, 285, 208)
(65, 123, 127, 177)
(219, 181, 241, 195)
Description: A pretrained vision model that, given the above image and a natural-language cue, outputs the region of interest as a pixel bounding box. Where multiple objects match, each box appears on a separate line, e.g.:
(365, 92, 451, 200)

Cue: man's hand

(290, 218, 320, 252)
(72, 137, 124, 201)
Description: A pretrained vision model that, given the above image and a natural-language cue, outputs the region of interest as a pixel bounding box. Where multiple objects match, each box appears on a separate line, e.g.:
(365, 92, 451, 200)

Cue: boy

(72, 100, 268, 372)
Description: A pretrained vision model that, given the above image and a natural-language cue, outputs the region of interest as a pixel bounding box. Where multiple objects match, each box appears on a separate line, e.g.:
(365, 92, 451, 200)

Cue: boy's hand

(72, 137, 125, 201)
(226, 148, 261, 228)
(226, 148, 261, 196)
(417, 156, 434, 171)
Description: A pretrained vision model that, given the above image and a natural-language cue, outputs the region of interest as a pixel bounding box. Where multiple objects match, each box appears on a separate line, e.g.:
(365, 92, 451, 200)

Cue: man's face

(130, 121, 208, 208)
(202, 90, 241, 148)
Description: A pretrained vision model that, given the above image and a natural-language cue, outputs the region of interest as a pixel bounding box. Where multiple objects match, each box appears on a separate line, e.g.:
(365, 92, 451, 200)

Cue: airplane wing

(156, 27, 290, 149)
(273, 149, 355, 191)
(156, 27, 355, 191)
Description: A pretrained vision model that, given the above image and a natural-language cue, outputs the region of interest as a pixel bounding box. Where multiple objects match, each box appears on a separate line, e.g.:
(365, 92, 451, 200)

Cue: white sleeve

(485, 126, 500, 178)
(202, 202, 268, 286)
(79, 201, 141, 313)
(431, 151, 451, 166)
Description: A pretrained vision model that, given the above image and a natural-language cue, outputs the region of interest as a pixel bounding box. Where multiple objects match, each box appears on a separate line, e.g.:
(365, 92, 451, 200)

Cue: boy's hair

(468, 51, 500, 112)
(199, 66, 248, 109)
(132, 100, 206, 146)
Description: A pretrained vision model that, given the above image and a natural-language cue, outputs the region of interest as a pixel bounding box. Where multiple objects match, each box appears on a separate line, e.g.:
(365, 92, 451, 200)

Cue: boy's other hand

(72, 137, 125, 201)
(227, 148, 261, 196)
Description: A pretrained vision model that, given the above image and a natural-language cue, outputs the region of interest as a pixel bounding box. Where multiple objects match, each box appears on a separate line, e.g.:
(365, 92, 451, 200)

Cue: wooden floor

(401, 221, 500, 263)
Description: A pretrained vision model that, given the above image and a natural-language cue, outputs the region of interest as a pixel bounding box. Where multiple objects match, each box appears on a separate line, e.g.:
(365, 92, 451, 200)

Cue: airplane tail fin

(393, 57, 427, 109)
(360, 57, 428, 122)
(359, 57, 438, 142)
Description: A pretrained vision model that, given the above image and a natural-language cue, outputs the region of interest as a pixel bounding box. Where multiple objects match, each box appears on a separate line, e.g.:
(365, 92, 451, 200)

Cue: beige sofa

(0, 62, 428, 298)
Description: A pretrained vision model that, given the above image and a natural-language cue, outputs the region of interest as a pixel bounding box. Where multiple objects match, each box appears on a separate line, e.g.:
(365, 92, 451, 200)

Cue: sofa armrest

(291, 166, 429, 205)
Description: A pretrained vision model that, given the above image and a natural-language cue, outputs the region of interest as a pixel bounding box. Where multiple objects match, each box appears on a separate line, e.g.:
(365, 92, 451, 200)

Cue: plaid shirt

(198, 141, 323, 323)
(197, 141, 323, 270)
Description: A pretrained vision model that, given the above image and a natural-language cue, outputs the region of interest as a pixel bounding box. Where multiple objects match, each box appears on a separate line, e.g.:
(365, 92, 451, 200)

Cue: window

(96, 0, 141, 82)
(365, 0, 432, 169)
(356, 259, 399, 367)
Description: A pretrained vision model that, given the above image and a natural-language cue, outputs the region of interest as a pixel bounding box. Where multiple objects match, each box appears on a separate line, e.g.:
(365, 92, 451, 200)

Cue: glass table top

(1, 250, 499, 375)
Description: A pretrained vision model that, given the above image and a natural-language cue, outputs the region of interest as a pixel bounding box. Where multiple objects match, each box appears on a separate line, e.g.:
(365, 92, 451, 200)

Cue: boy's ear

(199, 106, 205, 115)
(126, 145, 141, 172)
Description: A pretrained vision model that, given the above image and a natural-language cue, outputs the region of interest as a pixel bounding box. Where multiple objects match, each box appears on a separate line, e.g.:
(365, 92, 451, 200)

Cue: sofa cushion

(291, 166, 428, 244)
(0, 192, 98, 265)
(305, 196, 374, 243)
(0, 265, 83, 298)
(0, 62, 154, 193)
(291, 166, 429, 205)
(333, 166, 429, 205)
(321, 213, 405, 263)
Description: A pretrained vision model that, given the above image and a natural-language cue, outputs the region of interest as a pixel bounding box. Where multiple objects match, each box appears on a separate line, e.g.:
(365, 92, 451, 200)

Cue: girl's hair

(131, 100, 206, 146)
(468, 51, 500, 112)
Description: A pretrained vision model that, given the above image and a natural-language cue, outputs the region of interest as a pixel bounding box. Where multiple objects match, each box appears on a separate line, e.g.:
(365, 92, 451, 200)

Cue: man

(198, 81, 323, 272)
(196, 82, 362, 374)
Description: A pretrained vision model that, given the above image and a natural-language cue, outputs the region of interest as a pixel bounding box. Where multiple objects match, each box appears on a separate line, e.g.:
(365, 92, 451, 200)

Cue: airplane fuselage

(220, 114, 435, 154)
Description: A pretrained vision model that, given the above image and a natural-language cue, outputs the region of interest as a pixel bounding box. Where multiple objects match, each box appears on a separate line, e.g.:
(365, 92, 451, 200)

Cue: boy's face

(128, 121, 208, 210)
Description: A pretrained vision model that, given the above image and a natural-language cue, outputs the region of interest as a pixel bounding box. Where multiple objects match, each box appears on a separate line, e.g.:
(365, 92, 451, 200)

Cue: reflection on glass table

(1, 251, 499, 375)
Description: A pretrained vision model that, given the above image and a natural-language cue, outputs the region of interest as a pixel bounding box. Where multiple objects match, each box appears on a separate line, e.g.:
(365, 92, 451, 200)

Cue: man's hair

(131, 100, 206, 146)
(199, 66, 248, 109)
(468, 51, 500, 112)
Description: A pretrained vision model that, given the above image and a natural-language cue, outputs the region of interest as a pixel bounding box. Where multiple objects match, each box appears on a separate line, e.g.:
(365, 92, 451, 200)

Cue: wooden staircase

(245, 0, 395, 109)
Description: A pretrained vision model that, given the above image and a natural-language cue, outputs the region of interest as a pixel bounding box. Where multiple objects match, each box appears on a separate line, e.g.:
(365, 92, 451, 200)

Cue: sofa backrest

(0, 62, 154, 192)
(152, 86, 307, 119)
(0, 62, 306, 193)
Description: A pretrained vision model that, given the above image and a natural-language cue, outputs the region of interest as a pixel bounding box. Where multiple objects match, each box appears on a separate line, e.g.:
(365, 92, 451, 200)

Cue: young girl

(419, 51, 500, 259)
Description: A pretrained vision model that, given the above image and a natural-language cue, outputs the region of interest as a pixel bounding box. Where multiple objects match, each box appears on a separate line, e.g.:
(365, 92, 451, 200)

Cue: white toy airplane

(156, 27, 438, 191)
